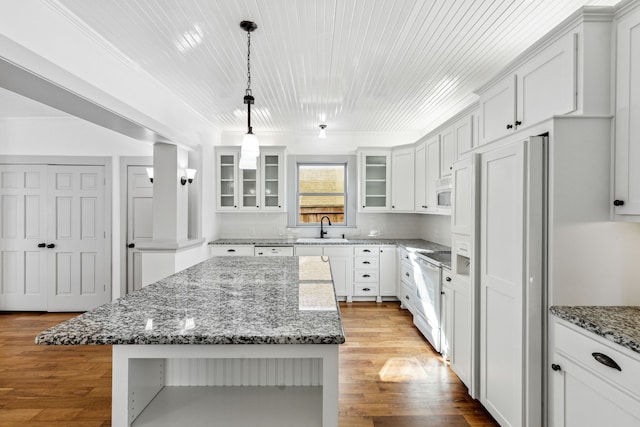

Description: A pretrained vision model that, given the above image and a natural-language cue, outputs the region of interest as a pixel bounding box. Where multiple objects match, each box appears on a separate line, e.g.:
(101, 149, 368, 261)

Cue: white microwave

(436, 177, 452, 208)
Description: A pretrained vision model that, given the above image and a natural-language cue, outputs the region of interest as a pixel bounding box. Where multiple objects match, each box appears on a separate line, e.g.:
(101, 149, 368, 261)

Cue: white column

(152, 142, 189, 242)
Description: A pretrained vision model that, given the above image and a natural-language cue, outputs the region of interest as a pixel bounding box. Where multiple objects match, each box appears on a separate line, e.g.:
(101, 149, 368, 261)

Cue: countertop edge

(550, 306, 640, 355)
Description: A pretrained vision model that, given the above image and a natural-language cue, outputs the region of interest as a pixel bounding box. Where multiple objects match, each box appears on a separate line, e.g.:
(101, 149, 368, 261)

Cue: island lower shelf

(112, 343, 339, 427)
(132, 386, 322, 427)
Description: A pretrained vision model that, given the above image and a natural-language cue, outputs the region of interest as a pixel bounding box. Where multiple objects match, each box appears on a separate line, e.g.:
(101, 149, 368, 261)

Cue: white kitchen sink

(296, 238, 348, 243)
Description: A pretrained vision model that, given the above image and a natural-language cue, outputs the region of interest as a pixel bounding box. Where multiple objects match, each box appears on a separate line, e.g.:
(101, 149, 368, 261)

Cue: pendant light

(239, 20, 259, 170)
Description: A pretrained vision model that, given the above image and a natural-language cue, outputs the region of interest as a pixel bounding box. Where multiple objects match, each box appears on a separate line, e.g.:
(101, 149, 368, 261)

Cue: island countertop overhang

(36, 256, 345, 346)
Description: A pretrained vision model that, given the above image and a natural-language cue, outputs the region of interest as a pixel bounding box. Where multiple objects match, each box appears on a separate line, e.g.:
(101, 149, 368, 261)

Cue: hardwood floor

(0, 303, 497, 426)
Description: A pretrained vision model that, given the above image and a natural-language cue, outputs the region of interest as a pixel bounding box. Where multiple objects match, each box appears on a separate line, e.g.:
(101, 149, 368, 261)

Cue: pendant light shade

(241, 131, 259, 157)
(239, 20, 259, 170)
(318, 124, 327, 139)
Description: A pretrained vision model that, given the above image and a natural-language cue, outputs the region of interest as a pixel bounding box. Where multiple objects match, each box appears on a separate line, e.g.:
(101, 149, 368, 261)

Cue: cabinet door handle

(46, 243, 55, 249)
(227, 249, 236, 253)
(506, 124, 513, 129)
(592, 352, 621, 371)
(405, 295, 410, 300)
(363, 261, 371, 265)
(445, 276, 452, 282)
(613, 200, 625, 206)
(405, 272, 410, 277)
(551, 363, 562, 372)
(515, 120, 522, 126)
(37, 243, 46, 248)
(257, 252, 263, 255)
(362, 274, 370, 278)
(363, 249, 371, 253)
(363, 287, 371, 292)
(128, 243, 135, 248)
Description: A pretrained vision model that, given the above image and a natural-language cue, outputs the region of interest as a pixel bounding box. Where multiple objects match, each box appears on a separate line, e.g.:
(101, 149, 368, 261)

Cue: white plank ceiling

(45, 0, 619, 135)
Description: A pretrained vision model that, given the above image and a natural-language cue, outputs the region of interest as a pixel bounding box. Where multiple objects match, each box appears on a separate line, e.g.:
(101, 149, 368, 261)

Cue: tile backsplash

(215, 212, 452, 246)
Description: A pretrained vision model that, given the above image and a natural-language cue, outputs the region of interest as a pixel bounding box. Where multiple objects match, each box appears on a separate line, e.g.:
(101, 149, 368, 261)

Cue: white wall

(0, 116, 154, 299)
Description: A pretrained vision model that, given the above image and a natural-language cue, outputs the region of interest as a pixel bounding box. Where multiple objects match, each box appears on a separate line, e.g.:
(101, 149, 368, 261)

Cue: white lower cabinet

(378, 246, 397, 298)
(254, 246, 294, 256)
(295, 245, 352, 300)
(551, 319, 640, 427)
(352, 245, 397, 302)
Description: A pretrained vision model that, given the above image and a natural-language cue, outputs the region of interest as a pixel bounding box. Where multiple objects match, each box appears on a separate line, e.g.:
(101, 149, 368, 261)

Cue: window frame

(286, 155, 357, 229)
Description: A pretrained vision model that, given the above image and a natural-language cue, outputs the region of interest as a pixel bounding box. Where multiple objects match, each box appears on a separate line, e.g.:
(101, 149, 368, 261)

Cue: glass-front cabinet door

(261, 151, 284, 210)
(359, 150, 391, 211)
(240, 167, 260, 210)
(216, 151, 238, 210)
(215, 147, 285, 212)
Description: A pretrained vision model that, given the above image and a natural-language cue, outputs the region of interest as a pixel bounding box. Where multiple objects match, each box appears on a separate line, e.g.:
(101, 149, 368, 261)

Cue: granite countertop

(550, 306, 640, 355)
(36, 256, 345, 346)
(210, 238, 452, 268)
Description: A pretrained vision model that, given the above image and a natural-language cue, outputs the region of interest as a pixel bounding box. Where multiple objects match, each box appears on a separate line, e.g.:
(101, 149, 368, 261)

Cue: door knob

(128, 243, 135, 248)
(37, 243, 46, 248)
(46, 243, 55, 249)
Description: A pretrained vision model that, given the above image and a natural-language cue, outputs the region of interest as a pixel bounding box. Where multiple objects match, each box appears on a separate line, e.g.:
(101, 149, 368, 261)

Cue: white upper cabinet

(516, 33, 576, 128)
(358, 149, 391, 212)
(391, 146, 415, 212)
(216, 149, 239, 211)
(453, 115, 474, 161)
(260, 149, 285, 211)
(426, 136, 441, 213)
(414, 141, 427, 212)
(477, 8, 614, 146)
(479, 32, 576, 144)
(614, 6, 640, 219)
(440, 126, 455, 178)
(414, 136, 440, 213)
(215, 147, 285, 212)
(478, 74, 517, 144)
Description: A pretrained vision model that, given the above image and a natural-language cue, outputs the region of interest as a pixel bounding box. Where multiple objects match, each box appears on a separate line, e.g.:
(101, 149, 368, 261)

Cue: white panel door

(127, 165, 153, 293)
(47, 165, 108, 311)
(0, 165, 48, 310)
(480, 142, 525, 426)
(479, 137, 543, 427)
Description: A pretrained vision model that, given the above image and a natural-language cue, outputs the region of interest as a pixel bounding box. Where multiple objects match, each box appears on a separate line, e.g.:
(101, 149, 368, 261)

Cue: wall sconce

(146, 167, 154, 183)
(181, 168, 197, 185)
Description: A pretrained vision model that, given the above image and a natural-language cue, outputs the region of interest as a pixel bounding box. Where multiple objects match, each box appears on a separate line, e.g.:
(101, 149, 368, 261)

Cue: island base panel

(112, 344, 339, 427)
(131, 386, 322, 427)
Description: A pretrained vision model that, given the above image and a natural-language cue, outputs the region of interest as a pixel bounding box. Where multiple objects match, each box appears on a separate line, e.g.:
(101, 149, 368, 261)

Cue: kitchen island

(36, 256, 345, 427)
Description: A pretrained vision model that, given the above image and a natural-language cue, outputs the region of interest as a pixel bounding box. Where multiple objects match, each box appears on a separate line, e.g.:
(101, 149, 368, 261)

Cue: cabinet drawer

(554, 320, 640, 400)
(354, 257, 379, 269)
(353, 271, 378, 283)
(400, 262, 415, 286)
(210, 245, 254, 256)
(399, 249, 413, 263)
(254, 246, 294, 256)
(294, 246, 323, 256)
(354, 284, 379, 297)
(354, 246, 378, 256)
(400, 283, 414, 313)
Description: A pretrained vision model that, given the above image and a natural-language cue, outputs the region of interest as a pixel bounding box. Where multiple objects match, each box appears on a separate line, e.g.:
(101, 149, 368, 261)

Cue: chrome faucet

(320, 215, 331, 238)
